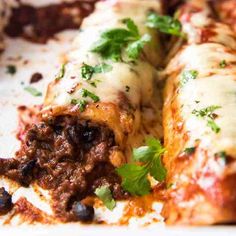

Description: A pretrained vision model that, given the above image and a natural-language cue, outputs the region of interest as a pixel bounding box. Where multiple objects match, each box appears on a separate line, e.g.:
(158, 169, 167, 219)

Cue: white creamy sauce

(44, 0, 161, 111)
(177, 43, 236, 157)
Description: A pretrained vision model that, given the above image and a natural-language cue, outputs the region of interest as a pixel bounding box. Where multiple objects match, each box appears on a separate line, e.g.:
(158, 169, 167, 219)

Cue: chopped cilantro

(95, 185, 116, 210)
(219, 60, 227, 68)
(215, 151, 227, 165)
(70, 99, 87, 112)
(116, 138, 166, 196)
(192, 105, 221, 133)
(146, 13, 184, 37)
(207, 119, 221, 133)
(81, 88, 100, 102)
(6, 65, 17, 75)
(91, 18, 151, 61)
(192, 105, 221, 119)
(55, 63, 66, 81)
(81, 63, 112, 80)
(180, 70, 198, 86)
(183, 147, 196, 155)
(24, 86, 42, 97)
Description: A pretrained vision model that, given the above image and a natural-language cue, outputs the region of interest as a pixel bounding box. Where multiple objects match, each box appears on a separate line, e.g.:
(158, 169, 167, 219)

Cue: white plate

(0, 21, 236, 236)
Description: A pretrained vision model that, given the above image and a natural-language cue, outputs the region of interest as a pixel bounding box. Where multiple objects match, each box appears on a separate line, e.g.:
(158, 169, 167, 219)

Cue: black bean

(0, 188, 13, 215)
(72, 201, 94, 222)
(21, 159, 36, 177)
(82, 127, 98, 143)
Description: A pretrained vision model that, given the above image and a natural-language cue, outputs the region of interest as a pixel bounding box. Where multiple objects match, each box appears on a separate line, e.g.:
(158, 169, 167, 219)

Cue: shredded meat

(0, 116, 128, 222)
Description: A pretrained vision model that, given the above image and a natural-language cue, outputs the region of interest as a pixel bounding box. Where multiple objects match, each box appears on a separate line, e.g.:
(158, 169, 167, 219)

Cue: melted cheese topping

(44, 0, 161, 111)
(166, 10, 236, 157)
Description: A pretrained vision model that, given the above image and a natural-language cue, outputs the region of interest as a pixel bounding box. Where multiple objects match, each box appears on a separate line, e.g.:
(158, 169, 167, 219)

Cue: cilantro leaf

(219, 60, 227, 68)
(215, 151, 227, 165)
(71, 99, 87, 112)
(192, 105, 221, 118)
(95, 185, 116, 210)
(122, 18, 139, 37)
(91, 18, 150, 61)
(207, 119, 221, 133)
(133, 138, 164, 162)
(81, 64, 94, 80)
(180, 70, 198, 86)
(116, 164, 150, 196)
(6, 65, 17, 75)
(55, 63, 66, 81)
(81, 63, 113, 80)
(81, 88, 100, 102)
(146, 13, 184, 37)
(24, 86, 42, 97)
(94, 63, 113, 73)
(126, 34, 151, 60)
(149, 155, 167, 182)
(117, 138, 166, 196)
(183, 147, 196, 155)
(192, 105, 221, 133)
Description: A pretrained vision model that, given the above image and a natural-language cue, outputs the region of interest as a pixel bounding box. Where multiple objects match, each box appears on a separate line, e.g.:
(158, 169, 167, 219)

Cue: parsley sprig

(91, 18, 151, 61)
(116, 138, 166, 196)
(192, 105, 221, 133)
(146, 13, 184, 37)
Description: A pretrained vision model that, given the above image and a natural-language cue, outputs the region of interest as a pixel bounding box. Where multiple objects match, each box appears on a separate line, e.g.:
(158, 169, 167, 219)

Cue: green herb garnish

(24, 86, 42, 97)
(116, 138, 166, 196)
(71, 99, 87, 112)
(219, 60, 227, 68)
(91, 18, 151, 61)
(81, 63, 113, 80)
(183, 147, 196, 155)
(95, 185, 116, 210)
(180, 70, 198, 86)
(6, 65, 17, 75)
(146, 13, 184, 37)
(55, 63, 66, 81)
(192, 105, 221, 133)
(215, 151, 227, 165)
(207, 119, 221, 133)
(192, 105, 221, 119)
(81, 88, 100, 102)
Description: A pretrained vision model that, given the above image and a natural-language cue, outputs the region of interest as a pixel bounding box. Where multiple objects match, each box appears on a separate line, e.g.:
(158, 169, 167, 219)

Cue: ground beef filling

(0, 116, 127, 222)
(5, 1, 97, 43)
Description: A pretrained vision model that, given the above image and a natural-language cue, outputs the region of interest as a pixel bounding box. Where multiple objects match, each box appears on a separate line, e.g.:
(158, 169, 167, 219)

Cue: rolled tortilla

(162, 0, 236, 225)
(42, 0, 163, 158)
(0, 0, 163, 222)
